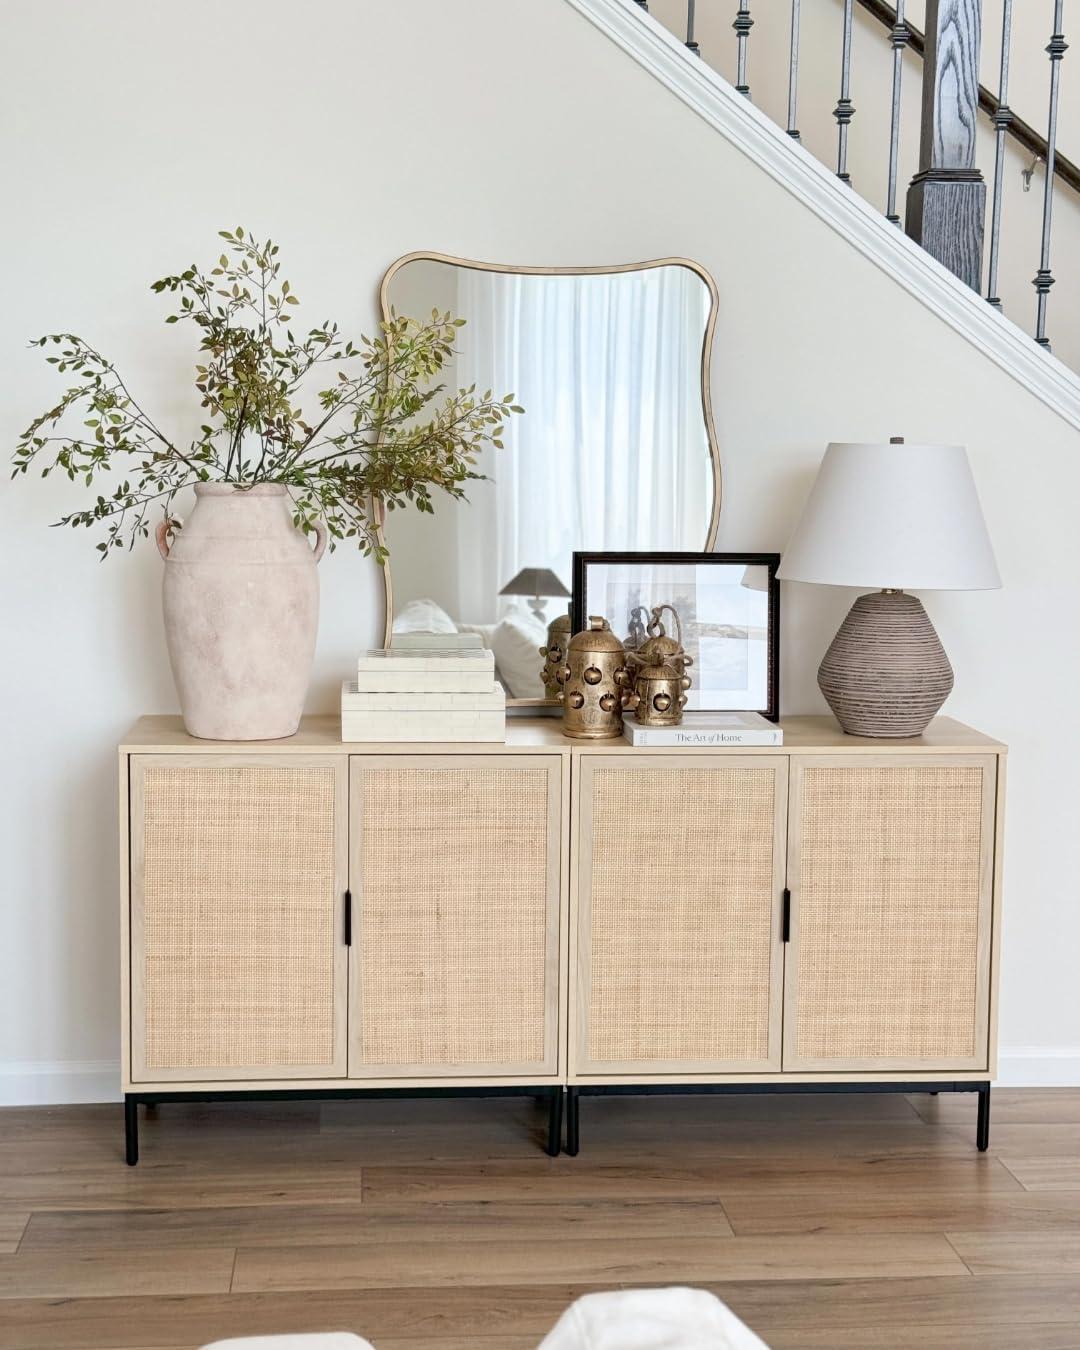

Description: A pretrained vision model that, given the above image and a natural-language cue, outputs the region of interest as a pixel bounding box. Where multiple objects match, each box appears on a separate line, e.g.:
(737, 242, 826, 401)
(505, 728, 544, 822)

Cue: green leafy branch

(11, 227, 523, 559)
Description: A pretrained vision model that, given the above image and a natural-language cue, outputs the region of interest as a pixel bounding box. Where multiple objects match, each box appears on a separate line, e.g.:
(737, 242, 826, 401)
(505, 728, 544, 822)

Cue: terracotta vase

(156, 483, 327, 740)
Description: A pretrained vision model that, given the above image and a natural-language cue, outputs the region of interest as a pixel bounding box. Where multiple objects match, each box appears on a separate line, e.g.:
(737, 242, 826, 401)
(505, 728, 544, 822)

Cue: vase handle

(310, 519, 328, 564)
(155, 516, 182, 560)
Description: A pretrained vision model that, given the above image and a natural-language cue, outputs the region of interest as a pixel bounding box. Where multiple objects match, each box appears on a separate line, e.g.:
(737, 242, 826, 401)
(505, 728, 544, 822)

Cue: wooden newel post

(906, 0, 986, 290)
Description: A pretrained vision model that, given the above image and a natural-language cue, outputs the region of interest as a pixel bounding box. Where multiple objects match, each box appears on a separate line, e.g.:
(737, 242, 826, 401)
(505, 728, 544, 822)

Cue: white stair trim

(565, 0, 1080, 434)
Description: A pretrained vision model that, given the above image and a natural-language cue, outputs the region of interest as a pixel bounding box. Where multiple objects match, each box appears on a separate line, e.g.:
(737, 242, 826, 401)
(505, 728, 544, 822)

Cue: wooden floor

(1, 1091, 1080, 1349)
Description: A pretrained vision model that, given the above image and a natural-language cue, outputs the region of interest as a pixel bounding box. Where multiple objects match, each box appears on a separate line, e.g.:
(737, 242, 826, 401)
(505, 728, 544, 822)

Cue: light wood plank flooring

(1, 1091, 1079, 1348)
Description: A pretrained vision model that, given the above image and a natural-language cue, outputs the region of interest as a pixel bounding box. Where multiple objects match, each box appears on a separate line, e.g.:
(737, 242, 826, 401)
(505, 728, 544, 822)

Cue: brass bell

(556, 616, 631, 739)
(624, 605, 651, 654)
(631, 604, 693, 677)
(539, 610, 572, 700)
(623, 605, 694, 728)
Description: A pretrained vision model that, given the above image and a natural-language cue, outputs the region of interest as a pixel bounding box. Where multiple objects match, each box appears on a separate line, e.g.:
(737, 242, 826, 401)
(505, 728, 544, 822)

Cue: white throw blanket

(202, 1287, 769, 1350)
(539, 1288, 769, 1349)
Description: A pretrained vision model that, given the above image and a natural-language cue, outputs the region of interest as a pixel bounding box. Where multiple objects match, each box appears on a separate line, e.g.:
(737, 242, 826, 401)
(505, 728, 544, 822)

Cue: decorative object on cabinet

(392, 630, 483, 650)
(343, 647, 505, 742)
(377, 252, 722, 706)
(556, 618, 631, 740)
(624, 711, 783, 747)
(355, 647, 495, 693)
(118, 713, 1004, 1161)
(572, 552, 780, 720)
(500, 567, 571, 623)
(540, 610, 573, 700)
(778, 439, 1000, 737)
(340, 681, 506, 743)
(623, 605, 693, 728)
(157, 484, 327, 740)
(11, 227, 519, 740)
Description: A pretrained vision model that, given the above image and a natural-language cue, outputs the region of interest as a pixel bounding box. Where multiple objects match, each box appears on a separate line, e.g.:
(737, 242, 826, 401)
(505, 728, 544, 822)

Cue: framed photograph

(572, 551, 780, 720)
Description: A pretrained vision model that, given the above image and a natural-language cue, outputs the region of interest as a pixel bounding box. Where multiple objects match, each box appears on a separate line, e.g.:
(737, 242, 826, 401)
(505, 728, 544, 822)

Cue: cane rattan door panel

(130, 755, 348, 1082)
(349, 755, 562, 1078)
(575, 756, 787, 1074)
(784, 755, 996, 1071)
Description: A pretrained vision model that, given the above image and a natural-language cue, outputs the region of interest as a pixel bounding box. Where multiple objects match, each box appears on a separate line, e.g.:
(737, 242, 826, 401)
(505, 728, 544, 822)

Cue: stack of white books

(341, 646, 505, 742)
(623, 712, 783, 748)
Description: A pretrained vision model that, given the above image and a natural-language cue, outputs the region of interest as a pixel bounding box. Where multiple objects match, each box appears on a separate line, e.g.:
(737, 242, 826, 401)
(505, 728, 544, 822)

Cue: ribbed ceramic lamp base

(818, 591, 954, 738)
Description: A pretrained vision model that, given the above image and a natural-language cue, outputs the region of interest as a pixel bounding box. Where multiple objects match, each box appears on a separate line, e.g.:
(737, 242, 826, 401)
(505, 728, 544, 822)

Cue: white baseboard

(1, 1049, 1077, 1106)
(996, 1047, 1080, 1087)
(0, 1060, 121, 1106)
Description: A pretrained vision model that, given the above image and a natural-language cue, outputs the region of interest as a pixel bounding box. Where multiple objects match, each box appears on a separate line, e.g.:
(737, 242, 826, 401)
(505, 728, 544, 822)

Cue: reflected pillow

(491, 613, 546, 699)
(392, 598, 458, 635)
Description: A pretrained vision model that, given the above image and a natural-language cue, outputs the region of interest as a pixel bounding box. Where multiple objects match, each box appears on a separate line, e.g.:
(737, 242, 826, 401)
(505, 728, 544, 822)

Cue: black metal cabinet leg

(565, 1087, 580, 1156)
(977, 1083, 991, 1152)
(546, 1088, 563, 1157)
(124, 1096, 139, 1166)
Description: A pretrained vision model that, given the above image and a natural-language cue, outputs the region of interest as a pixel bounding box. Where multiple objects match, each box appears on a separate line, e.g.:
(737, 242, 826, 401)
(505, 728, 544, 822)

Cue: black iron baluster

(685, 0, 700, 55)
(734, 1, 754, 98)
(835, 0, 856, 183)
(886, 1, 911, 221)
(787, 0, 802, 139)
(986, 0, 1014, 308)
(1034, 1, 1067, 348)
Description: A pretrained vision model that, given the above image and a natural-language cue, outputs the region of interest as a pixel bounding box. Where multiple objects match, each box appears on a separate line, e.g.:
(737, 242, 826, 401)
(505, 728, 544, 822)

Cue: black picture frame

(571, 551, 780, 721)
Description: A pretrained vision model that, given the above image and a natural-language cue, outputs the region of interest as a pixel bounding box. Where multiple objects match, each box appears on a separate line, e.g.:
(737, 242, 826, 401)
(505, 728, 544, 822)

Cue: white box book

(354, 667, 496, 693)
(389, 632, 483, 650)
(341, 695, 505, 744)
(341, 680, 505, 711)
(623, 712, 783, 747)
(356, 648, 494, 674)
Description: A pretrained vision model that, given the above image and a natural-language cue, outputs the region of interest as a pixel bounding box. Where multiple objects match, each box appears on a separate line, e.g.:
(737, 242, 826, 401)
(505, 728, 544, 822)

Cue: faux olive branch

(11, 228, 522, 558)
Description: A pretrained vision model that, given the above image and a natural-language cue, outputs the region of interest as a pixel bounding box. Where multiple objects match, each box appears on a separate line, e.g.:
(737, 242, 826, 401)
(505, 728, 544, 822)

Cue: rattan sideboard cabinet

(118, 714, 1005, 1161)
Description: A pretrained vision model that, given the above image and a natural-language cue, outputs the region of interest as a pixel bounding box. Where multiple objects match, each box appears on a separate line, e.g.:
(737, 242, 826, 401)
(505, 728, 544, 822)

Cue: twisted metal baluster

(734, 2, 753, 99)
(787, 0, 802, 139)
(885, 1, 911, 222)
(686, 0, 700, 55)
(1034, 1, 1067, 348)
(986, 0, 1015, 309)
(834, 0, 856, 184)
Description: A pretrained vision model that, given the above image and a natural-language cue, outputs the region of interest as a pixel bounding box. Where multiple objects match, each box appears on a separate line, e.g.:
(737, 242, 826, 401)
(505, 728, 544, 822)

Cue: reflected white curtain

(453, 267, 712, 623)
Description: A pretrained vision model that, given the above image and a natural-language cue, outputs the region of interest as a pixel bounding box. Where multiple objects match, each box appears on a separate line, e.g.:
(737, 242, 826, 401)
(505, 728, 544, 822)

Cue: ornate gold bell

(555, 616, 631, 740)
(624, 604, 693, 728)
(539, 610, 572, 701)
(624, 605, 651, 655)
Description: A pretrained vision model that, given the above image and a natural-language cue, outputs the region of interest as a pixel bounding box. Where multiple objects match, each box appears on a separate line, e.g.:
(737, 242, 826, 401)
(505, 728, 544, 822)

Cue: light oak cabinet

(783, 755, 997, 1073)
(572, 751, 999, 1081)
(128, 755, 349, 1082)
(575, 755, 788, 1075)
(119, 715, 1004, 1157)
(349, 755, 562, 1078)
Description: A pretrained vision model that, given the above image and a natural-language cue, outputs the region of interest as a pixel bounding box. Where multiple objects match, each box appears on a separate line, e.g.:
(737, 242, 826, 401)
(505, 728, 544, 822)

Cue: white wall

(2, 0, 1079, 1103)
(651, 0, 1080, 371)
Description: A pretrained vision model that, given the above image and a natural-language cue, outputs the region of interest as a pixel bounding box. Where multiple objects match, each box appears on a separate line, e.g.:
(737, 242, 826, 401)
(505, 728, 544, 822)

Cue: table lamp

(500, 567, 571, 623)
(777, 439, 1000, 737)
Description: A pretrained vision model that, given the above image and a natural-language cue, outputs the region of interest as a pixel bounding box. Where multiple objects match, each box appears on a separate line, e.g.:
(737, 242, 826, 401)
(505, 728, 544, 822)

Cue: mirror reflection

(382, 257, 719, 701)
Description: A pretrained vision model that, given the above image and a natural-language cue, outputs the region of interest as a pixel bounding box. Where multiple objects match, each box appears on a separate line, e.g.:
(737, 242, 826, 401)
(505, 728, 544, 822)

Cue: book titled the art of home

(623, 712, 783, 747)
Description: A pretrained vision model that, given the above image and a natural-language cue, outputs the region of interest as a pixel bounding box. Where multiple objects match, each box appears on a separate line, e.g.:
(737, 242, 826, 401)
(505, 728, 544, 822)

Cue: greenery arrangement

(11, 228, 522, 560)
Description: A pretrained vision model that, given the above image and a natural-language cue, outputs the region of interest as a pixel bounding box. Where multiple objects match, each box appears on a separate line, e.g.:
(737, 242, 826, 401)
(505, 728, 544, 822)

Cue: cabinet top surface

(120, 714, 1006, 755)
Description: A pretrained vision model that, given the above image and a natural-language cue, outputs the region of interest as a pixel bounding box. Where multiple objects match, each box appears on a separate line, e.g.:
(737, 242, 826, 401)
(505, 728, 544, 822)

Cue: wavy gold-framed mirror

(376, 251, 721, 706)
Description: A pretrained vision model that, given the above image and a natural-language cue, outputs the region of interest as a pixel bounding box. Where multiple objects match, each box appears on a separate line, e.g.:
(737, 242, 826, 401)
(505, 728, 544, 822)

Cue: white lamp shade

(777, 442, 1001, 590)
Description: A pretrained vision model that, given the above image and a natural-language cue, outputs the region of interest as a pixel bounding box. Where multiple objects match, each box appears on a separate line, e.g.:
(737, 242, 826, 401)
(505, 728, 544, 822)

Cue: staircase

(570, 0, 1080, 413)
